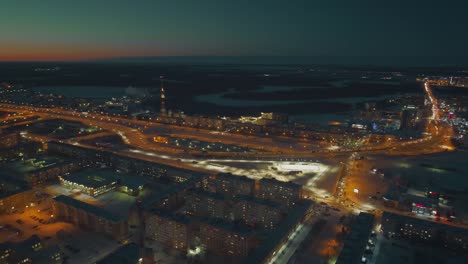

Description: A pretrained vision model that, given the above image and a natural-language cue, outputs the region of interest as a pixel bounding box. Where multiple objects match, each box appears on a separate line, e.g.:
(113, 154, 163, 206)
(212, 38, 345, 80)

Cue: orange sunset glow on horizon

(0, 42, 167, 62)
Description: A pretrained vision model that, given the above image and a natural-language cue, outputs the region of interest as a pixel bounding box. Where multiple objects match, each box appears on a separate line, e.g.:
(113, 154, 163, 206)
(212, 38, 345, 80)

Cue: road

(268, 223, 312, 264)
(0, 84, 455, 160)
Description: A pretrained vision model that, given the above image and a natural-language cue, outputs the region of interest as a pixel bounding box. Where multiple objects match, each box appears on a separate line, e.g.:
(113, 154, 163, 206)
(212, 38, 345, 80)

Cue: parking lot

(0, 199, 74, 244)
(0, 199, 121, 263)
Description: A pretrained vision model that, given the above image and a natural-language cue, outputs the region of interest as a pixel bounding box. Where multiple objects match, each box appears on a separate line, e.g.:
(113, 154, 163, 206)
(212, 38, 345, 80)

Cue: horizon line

(0, 55, 467, 67)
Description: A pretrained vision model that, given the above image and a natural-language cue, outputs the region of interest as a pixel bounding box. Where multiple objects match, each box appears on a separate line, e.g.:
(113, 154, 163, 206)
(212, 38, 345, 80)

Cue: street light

(353, 188, 359, 198)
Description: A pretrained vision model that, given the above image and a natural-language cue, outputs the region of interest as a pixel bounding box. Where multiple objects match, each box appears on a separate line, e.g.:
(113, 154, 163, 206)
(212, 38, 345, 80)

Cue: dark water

(1, 61, 436, 125)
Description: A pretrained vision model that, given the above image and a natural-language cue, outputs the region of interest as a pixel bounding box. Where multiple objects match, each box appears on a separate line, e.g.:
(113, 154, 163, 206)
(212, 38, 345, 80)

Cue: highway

(0, 87, 455, 161)
(0, 83, 455, 187)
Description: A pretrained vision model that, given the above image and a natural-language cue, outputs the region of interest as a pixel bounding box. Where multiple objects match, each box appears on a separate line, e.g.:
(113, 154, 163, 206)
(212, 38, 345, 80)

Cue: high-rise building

(400, 108, 418, 131)
(185, 189, 231, 220)
(336, 212, 375, 264)
(204, 173, 255, 198)
(255, 178, 301, 207)
(52, 195, 128, 240)
(234, 198, 282, 229)
(97, 243, 143, 264)
(145, 210, 191, 251)
(199, 220, 256, 257)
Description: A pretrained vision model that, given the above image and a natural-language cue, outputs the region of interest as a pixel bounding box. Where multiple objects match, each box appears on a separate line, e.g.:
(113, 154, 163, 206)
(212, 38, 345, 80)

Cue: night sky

(1, 0, 467, 62)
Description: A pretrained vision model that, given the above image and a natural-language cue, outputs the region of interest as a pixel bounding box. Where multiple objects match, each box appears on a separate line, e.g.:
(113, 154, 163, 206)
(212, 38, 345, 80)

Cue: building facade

(204, 173, 255, 198)
(381, 212, 468, 251)
(145, 211, 190, 251)
(234, 198, 282, 229)
(199, 222, 256, 257)
(52, 195, 128, 240)
(255, 178, 301, 207)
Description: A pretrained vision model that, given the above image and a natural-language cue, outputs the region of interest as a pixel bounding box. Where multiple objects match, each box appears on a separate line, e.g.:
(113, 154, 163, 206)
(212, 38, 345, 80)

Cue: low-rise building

(59, 169, 148, 197)
(59, 170, 118, 197)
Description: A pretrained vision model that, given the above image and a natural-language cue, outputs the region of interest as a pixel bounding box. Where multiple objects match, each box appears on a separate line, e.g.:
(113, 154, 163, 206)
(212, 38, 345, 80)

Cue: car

(16, 219, 24, 224)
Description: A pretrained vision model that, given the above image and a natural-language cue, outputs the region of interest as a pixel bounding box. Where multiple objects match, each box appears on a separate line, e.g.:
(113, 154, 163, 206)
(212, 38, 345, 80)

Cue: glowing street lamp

(353, 188, 359, 198)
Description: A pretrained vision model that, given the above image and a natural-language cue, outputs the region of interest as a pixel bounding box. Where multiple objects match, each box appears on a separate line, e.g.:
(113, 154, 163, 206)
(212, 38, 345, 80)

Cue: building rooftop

(0, 235, 60, 264)
(148, 209, 191, 224)
(383, 212, 468, 235)
(188, 188, 225, 200)
(0, 175, 31, 199)
(336, 212, 375, 264)
(238, 193, 281, 208)
(403, 193, 438, 207)
(142, 176, 199, 208)
(247, 200, 312, 264)
(63, 169, 148, 189)
(119, 173, 148, 190)
(217, 172, 255, 183)
(259, 177, 301, 188)
(0, 234, 41, 252)
(3, 155, 69, 175)
(63, 169, 118, 188)
(201, 217, 253, 235)
(166, 167, 205, 180)
(53, 195, 123, 222)
(97, 243, 140, 264)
